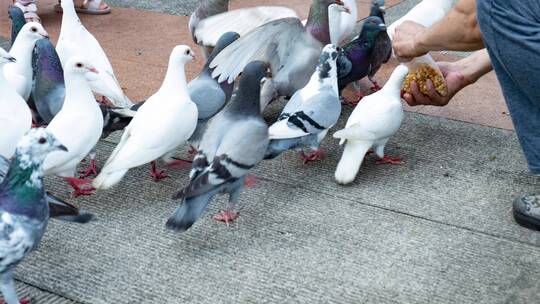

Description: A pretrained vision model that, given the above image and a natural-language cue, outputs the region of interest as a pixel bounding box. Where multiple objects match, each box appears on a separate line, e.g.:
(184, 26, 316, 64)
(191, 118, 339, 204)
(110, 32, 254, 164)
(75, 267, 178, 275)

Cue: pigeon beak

(380, 5, 387, 11)
(190, 53, 196, 60)
(379, 23, 387, 30)
(42, 34, 50, 39)
(87, 67, 99, 74)
(57, 144, 68, 152)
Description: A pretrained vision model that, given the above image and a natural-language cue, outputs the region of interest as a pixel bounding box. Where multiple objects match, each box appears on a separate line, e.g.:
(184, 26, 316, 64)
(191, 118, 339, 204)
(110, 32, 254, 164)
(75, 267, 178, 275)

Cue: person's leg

(477, 0, 540, 229)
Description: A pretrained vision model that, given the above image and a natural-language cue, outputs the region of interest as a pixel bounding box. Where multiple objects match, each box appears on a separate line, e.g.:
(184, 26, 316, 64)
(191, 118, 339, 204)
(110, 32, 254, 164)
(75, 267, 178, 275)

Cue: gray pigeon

(0, 128, 67, 304)
(209, 0, 347, 110)
(0, 155, 94, 224)
(188, 31, 239, 148)
(189, 0, 230, 57)
(166, 61, 270, 232)
(265, 44, 341, 163)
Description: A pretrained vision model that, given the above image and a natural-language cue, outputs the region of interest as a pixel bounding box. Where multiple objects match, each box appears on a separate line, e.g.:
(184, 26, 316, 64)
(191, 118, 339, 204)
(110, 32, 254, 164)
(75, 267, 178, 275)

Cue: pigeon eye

(76, 63, 83, 68)
(31, 27, 37, 33)
(38, 137, 47, 144)
(185, 49, 191, 55)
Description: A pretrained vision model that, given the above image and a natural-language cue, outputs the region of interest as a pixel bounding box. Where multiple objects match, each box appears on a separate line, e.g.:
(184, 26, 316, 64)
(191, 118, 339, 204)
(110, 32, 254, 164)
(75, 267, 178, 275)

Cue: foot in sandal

(12, 0, 41, 23)
(55, 0, 111, 15)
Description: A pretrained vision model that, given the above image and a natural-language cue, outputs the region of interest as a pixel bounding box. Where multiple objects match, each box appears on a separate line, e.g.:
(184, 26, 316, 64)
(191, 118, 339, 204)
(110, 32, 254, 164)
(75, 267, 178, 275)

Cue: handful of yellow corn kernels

(402, 55, 447, 96)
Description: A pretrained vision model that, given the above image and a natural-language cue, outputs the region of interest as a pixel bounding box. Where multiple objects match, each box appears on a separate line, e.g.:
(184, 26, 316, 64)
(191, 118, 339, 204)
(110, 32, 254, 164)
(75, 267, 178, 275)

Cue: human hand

(402, 61, 470, 106)
(392, 21, 429, 61)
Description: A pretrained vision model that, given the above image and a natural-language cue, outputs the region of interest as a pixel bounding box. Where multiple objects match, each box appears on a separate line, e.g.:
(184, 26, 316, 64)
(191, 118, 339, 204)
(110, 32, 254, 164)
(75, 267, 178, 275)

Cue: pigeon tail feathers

(335, 140, 371, 185)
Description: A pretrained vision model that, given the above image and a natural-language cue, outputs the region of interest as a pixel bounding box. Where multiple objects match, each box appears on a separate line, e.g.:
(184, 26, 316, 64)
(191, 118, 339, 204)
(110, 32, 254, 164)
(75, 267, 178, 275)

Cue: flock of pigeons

(0, 0, 454, 302)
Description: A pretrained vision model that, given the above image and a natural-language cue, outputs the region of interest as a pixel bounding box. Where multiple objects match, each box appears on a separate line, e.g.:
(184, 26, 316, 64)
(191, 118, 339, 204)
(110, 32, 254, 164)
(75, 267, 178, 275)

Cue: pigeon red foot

(244, 174, 259, 188)
(370, 83, 382, 92)
(212, 209, 240, 226)
(188, 145, 198, 156)
(63, 177, 95, 197)
(376, 155, 403, 165)
(300, 149, 326, 164)
(150, 161, 168, 181)
(341, 92, 364, 107)
(0, 297, 31, 304)
(165, 158, 192, 170)
(79, 158, 98, 178)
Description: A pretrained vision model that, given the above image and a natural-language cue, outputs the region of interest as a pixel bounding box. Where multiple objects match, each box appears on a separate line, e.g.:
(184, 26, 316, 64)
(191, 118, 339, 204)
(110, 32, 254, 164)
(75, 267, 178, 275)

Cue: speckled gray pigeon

(188, 31, 239, 148)
(0, 128, 67, 304)
(0, 155, 93, 225)
(166, 61, 270, 232)
(8, 5, 25, 47)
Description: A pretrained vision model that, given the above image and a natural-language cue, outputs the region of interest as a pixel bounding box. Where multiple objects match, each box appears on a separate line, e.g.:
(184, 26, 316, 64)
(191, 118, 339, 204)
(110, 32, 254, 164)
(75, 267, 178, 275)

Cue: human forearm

(455, 49, 493, 85)
(416, 0, 484, 53)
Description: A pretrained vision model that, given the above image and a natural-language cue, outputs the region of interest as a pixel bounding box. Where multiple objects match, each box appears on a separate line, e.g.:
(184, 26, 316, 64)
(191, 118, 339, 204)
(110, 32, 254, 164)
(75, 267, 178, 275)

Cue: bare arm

(393, 0, 484, 59)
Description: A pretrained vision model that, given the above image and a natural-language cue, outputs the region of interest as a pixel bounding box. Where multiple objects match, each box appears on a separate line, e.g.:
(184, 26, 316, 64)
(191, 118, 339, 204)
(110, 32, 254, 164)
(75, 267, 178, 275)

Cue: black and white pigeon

(0, 128, 67, 304)
(166, 61, 271, 232)
(265, 44, 341, 164)
(188, 31, 239, 149)
(208, 0, 348, 110)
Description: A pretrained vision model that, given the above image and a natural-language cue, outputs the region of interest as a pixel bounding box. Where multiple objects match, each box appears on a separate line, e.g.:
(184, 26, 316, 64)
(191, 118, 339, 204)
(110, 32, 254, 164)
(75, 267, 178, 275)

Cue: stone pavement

(1, 0, 539, 303)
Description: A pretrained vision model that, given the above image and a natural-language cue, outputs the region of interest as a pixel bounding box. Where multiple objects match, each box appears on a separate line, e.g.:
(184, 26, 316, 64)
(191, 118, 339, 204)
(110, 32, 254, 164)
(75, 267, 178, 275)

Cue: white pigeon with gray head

(265, 44, 341, 164)
(0, 47, 32, 161)
(93, 45, 198, 190)
(208, 0, 348, 110)
(3, 22, 49, 101)
(166, 61, 270, 232)
(334, 64, 409, 185)
(56, 0, 133, 108)
(0, 128, 66, 304)
(43, 57, 103, 197)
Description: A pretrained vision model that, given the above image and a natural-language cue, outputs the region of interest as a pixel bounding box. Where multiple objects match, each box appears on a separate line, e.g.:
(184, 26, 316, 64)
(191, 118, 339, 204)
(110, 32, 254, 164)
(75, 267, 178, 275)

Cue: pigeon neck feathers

(307, 48, 339, 93)
(8, 33, 36, 78)
(305, 0, 334, 45)
(8, 6, 26, 45)
(227, 61, 266, 116)
(34, 39, 65, 84)
(0, 147, 47, 220)
(160, 55, 189, 95)
(382, 64, 409, 95)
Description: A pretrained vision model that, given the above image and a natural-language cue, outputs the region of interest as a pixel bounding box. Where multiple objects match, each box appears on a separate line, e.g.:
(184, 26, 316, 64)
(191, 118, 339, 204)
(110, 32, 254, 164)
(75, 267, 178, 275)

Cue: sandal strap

(83, 0, 104, 10)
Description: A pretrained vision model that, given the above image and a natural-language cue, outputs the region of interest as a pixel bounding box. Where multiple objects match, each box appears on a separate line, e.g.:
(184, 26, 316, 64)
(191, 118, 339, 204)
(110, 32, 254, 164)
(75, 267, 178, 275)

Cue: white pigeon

(93, 45, 198, 190)
(43, 57, 104, 196)
(56, 0, 133, 108)
(0, 47, 32, 160)
(387, 0, 453, 39)
(328, 0, 357, 45)
(333, 64, 409, 185)
(3, 22, 49, 101)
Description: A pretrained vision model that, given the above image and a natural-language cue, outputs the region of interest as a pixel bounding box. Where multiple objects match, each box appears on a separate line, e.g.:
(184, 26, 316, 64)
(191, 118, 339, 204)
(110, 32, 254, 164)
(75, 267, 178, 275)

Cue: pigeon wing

(209, 18, 311, 83)
(194, 6, 299, 47)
